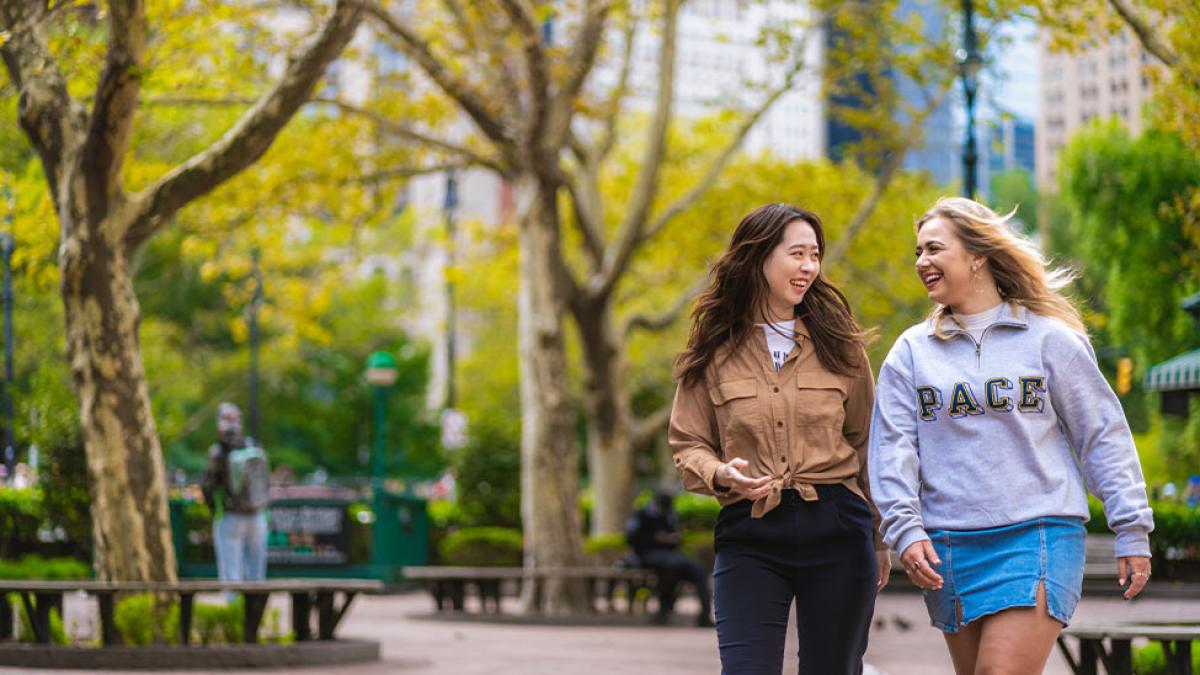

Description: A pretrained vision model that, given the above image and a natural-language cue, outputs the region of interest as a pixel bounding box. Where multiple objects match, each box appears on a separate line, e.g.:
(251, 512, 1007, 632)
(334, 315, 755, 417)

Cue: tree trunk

(60, 221, 177, 582)
(576, 300, 636, 538)
(514, 174, 589, 614)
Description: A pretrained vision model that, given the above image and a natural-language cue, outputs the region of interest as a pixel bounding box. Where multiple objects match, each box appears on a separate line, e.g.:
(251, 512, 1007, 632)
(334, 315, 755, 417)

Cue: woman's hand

(1118, 555, 1151, 600)
(713, 458, 773, 500)
(900, 540, 944, 591)
(876, 550, 892, 590)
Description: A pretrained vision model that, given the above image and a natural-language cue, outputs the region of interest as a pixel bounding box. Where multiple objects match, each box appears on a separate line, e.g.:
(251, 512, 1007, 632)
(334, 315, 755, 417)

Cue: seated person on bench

(625, 489, 713, 627)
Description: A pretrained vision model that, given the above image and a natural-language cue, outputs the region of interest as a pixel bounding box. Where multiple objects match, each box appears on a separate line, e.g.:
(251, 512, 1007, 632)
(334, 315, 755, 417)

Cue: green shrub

(113, 593, 180, 646)
(1133, 640, 1200, 674)
(1148, 501, 1200, 553)
(0, 488, 43, 558)
(0, 555, 91, 580)
(194, 598, 243, 645)
(584, 534, 628, 566)
(674, 492, 720, 532)
(427, 499, 468, 564)
(450, 421, 521, 528)
(1088, 496, 1200, 557)
(682, 531, 715, 571)
(8, 595, 68, 645)
(438, 527, 522, 566)
(261, 607, 294, 645)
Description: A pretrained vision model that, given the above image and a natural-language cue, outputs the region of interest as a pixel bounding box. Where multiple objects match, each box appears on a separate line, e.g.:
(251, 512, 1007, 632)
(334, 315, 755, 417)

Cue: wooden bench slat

(400, 566, 653, 581)
(1065, 624, 1200, 641)
(0, 579, 383, 593)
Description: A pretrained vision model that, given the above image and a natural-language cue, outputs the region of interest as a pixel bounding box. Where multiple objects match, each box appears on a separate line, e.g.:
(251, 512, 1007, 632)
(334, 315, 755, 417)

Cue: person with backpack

(202, 402, 271, 582)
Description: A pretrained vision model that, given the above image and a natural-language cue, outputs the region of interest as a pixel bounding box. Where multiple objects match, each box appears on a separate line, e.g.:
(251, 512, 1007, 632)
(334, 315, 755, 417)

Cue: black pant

(712, 485, 877, 675)
(640, 549, 712, 620)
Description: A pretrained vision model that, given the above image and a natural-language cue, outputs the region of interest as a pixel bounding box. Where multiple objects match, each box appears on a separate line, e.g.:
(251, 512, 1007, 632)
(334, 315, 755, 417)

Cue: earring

(971, 263, 982, 293)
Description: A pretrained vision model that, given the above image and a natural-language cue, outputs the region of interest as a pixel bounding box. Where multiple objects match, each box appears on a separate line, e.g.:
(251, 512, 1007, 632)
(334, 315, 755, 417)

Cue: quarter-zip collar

(925, 301, 1029, 337)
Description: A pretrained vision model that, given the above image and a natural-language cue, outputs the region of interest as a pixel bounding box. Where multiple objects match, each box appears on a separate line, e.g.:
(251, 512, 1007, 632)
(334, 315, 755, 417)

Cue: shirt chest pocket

(796, 371, 847, 429)
(708, 378, 760, 441)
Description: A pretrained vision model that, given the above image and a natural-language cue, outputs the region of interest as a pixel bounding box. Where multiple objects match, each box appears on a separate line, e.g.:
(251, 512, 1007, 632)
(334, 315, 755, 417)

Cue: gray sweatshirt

(869, 303, 1154, 558)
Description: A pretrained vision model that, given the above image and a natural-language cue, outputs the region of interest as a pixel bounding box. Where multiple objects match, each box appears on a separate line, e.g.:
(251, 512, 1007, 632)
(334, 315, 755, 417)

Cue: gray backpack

(226, 443, 270, 511)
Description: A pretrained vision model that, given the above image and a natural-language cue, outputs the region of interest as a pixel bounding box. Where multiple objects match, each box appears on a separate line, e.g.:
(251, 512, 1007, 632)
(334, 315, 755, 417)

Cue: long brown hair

(916, 197, 1085, 338)
(675, 204, 868, 385)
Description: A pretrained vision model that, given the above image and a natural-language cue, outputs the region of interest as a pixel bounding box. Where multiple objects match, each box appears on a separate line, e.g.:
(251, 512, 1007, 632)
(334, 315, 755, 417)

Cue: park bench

(1057, 623, 1200, 675)
(0, 578, 381, 646)
(401, 566, 657, 614)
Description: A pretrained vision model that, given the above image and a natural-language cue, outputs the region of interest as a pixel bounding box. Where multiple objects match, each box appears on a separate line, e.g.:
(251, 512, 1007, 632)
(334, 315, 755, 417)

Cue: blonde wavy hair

(917, 197, 1085, 338)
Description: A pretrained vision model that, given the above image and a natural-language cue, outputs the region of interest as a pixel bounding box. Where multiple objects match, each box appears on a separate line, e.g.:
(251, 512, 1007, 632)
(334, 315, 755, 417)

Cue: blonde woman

(868, 198, 1154, 674)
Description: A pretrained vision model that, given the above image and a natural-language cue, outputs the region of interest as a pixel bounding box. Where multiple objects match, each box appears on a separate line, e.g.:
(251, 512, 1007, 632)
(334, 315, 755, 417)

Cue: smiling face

(760, 218, 820, 320)
(916, 216, 981, 311)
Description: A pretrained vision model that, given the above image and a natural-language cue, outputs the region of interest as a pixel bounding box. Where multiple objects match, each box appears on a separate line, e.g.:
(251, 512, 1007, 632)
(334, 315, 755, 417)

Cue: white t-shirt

(757, 320, 797, 372)
(955, 303, 1004, 341)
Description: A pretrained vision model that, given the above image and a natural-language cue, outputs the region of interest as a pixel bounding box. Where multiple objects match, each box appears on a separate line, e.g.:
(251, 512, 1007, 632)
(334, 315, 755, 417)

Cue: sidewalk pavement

(4, 586, 1199, 674)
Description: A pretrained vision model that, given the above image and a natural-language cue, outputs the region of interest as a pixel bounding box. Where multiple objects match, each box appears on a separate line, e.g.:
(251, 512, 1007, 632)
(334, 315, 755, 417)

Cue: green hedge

(583, 534, 627, 566)
(0, 555, 91, 580)
(438, 527, 522, 566)
(1134, 640, 1200, 674)
(115, 594, 181, 646)
(674, 492, 721, 532)
(113, 594, 289, 646)
(1088, 497, 1200, 555)
(0, 489, 43, 558)
(11, 600, 67, 645)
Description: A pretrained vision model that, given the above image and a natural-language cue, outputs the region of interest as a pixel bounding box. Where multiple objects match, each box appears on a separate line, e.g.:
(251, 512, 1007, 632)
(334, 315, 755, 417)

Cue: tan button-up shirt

(669, 321, 885, 550)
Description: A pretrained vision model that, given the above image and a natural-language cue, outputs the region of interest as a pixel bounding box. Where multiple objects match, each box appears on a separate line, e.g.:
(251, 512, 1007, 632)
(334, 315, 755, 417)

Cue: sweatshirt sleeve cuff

(1114, 530, 1152, 558)
(894, 527, 931, 556)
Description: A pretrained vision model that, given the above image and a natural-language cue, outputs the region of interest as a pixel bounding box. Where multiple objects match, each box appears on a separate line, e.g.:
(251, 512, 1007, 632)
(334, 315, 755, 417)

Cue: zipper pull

(975, 343, 981, 368)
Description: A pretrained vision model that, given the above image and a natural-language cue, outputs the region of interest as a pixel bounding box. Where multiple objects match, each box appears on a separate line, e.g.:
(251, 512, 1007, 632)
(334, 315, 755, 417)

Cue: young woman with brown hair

(669, 203, 890, 675)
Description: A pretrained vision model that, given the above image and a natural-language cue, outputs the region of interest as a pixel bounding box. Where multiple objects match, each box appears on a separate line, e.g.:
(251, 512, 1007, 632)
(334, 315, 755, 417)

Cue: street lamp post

(958, 0, 983, 198)
(365, 351, 400, 487)
(365, 351, 399, 573)
(443, 171, 458, 410)
(248, 246, 263, 440)
(1, 187, 12, 484)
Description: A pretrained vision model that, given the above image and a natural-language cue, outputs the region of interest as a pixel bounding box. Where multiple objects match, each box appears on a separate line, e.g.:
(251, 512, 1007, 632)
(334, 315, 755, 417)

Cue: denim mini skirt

(923, 516, 1086, 634)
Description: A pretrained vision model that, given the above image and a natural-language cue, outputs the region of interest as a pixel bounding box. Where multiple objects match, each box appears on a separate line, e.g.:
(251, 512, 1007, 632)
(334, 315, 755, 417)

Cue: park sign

(267, 499, 353, 566)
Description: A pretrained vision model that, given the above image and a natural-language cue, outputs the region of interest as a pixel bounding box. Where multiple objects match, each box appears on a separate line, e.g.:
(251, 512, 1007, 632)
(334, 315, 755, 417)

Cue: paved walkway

(4, 586, 1199, 674)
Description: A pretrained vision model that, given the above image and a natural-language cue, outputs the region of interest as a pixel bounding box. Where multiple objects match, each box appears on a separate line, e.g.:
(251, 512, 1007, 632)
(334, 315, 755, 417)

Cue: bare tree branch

(79, 0, 145, 217)
(823, 83, 952, 267)
(591, 43, 813, 300)
(314, 98, 506, 172)
(623, 273, 707, 339)
(544, 0, 613, 150)
(361, 0, 515, 154)
(596, 14, 637, 162)
(497, 0, 551, 154)
(840, 260, 923, 312)
(139, 95, 503, 171)
(0, 3, 88, 206)
(442, 0, 522, 107)
(561, 167, 606, 268)
(334, 161, 467, 185)
(1107, 0, 1178, 68)
(822, 151, 905, 267)
(592, 0, 681, 301)
(633, 402, 673, 448)
(124, 0, 363, 254)
(440, 0, 481, 53)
